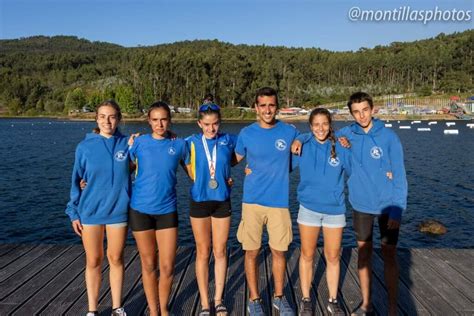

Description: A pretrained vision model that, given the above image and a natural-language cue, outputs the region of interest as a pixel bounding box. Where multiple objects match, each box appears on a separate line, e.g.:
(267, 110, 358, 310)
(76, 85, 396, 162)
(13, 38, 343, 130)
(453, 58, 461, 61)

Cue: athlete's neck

(258, 119, 277, 129)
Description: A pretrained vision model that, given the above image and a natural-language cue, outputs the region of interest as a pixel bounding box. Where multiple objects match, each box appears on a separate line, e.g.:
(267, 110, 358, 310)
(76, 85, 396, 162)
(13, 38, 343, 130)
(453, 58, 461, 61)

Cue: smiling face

(350, 100, 374, 132)
(198, 112, 220, 139)
(310, 113, 330, 143)
(148, 107, 170, 139)
(96, 105, 119, 137)
(255, 95, 278, 128)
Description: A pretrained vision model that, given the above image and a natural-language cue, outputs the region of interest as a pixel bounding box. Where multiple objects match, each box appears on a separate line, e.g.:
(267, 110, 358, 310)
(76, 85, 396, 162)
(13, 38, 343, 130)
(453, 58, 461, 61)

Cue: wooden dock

(0, 244, 472, 315)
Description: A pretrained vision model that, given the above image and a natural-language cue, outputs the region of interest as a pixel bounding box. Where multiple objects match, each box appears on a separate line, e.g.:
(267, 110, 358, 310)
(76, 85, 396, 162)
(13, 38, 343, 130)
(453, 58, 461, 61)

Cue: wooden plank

(264, 246, 298, 315)
(0, 244, 19, 257)
(169, 248, 200, 315)
(13, 245, 85, 315)
(223, 247, 246, 316)
(64, 245, 137, 315)
(338, 248, 365, 314)
(259, 247, 273, 315)
(396, 248, 458, 314)
(0, 245, 54, 283)
(0, 245, 72, 300)
(409, 248, 473, 309)
(93, 247, 140, 315)
(371, 249, 429, 315)
(431, 248, 474, 283)
(340, 248, 389, 315)
(0, 244, 36, 269)
(0, 245, 78, 315)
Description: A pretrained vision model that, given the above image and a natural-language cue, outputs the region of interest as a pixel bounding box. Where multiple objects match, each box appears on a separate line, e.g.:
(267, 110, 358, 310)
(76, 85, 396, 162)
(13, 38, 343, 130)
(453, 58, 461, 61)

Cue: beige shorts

(237, 203, 293, 251)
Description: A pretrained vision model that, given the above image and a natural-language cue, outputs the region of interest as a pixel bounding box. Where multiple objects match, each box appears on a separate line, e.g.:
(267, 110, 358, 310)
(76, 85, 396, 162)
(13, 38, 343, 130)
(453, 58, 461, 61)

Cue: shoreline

(0, 114, 468, 122)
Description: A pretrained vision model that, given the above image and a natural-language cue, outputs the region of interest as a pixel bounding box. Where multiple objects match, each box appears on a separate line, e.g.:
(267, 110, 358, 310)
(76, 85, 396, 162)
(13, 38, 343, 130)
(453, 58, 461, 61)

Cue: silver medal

(208, 179, 219, 189)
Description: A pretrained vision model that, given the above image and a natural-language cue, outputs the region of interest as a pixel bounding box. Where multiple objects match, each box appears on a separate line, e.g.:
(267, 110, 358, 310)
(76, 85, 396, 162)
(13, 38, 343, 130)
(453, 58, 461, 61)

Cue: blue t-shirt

(129, 134, 188, 215)
(235, 121, 299, 208)
(292, 134, 351, 215)
(185, 133, 237, 202)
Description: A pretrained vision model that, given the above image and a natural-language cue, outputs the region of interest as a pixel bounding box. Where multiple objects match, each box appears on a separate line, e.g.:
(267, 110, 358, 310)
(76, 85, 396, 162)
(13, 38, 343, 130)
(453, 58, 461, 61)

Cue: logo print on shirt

(275, 139, 287, 151)
(218, 140, 228, 146)
(328, 156, 340, 167)
(114, 150, 127, 162)
(168, 147, 177, 155)
(370, 146, 383, 159)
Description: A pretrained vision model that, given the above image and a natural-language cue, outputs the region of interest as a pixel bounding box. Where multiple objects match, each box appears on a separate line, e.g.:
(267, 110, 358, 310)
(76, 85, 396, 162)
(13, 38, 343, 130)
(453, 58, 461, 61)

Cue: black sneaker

(298, 297, 312, 316)
(327, 299, 345, 316)
(86, 312, 99, 316)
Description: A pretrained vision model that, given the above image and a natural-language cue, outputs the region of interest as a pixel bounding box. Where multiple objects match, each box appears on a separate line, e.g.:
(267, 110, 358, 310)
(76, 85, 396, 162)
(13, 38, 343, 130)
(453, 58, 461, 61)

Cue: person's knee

(245, 249, 260, 260)
(196, 245, 211, 261)
(271, 248, 286, 261)
(213, 246, 227, 261)
(86, 254, 104, 269)
(381, 244, 397, 265)
(358, 242, 373, 263)
(300, 248, 315, 263)
(107, 251, 124, 267)
(324, 250, 340, 266)
(160, 262, 175, 278)
(140, 256, 157, 274)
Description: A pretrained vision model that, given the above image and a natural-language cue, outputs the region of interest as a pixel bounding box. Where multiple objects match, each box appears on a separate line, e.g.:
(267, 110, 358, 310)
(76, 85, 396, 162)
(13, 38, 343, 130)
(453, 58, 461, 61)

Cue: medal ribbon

(201, 135, 217, 180)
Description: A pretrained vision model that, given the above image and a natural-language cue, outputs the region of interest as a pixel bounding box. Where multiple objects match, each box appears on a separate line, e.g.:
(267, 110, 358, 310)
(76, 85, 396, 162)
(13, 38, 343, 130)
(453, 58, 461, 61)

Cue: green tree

(65, 87, 86, 111)
(7, 98, 22, 115)
(115, 85, 136, 113)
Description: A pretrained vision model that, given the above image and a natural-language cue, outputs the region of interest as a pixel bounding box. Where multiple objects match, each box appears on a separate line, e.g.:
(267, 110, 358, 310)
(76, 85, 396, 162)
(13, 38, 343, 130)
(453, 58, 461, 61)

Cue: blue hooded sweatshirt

(292, 134, 351, 215)
(65, 131, 130, 225)
(338, 119, 407, 221)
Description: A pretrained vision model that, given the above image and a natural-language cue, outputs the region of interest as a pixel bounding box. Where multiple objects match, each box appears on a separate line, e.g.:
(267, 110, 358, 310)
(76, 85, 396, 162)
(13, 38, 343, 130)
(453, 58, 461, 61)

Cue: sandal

(215, 303, 228, 316)
(198, 307, 211, 316)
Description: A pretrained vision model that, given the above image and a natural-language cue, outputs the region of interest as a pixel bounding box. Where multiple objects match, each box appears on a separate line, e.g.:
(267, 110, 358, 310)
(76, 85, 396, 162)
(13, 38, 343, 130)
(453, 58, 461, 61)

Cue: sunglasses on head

(199, 103, 220, 112)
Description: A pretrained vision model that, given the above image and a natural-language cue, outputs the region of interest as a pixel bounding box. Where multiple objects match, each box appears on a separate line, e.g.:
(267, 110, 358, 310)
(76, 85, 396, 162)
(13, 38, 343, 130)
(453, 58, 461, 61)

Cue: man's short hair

(347, 92, 374, 112)
(255, 87, 278, 107)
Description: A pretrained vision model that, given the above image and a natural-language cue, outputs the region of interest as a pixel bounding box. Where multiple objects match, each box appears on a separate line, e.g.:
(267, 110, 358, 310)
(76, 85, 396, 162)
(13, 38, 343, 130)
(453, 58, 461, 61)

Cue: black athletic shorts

(352, 210, 399, 245)
(129, 208, 178, 232)
(189, 199, 231, 218)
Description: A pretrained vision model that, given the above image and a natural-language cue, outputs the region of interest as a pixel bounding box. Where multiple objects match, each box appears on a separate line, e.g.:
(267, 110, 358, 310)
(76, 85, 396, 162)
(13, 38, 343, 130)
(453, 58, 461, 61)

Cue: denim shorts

(297, 204, 346, 228)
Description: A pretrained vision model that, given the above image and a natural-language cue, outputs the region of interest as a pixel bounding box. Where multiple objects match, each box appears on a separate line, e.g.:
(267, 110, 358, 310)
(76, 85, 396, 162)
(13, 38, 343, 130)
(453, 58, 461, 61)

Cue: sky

(0, 0, 472, 51)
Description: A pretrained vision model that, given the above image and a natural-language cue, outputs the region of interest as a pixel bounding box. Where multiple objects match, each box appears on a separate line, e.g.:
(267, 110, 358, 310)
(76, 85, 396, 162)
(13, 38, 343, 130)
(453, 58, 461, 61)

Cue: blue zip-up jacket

(65, 131, 130, 224)
(292, 134, 351, 215)
(338, 119, 407, 221)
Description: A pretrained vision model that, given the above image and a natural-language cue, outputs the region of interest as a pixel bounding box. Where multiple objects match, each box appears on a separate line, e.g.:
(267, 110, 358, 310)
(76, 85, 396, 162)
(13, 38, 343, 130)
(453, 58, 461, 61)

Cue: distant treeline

(0, 30, 472, 115)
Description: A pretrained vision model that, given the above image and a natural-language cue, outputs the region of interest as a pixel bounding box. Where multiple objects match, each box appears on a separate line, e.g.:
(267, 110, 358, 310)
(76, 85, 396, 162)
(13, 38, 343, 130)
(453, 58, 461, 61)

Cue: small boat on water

(417, 128, 431, 132)
(385, 124, 392, 127)
(428, 121, 437, 125)
(446, 122, 456, 127)
(444, 129, 459, 135)
(399, 126, 411, 129)
(467, 123, 474, 129)
(411, 120, 421, 124)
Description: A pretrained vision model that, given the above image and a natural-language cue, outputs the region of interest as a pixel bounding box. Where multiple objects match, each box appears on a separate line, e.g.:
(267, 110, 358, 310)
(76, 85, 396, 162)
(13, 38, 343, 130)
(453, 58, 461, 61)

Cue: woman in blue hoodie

(292, 108, 350, 316)
(65, 100, 129, 316)
(128, 101, 188, 316)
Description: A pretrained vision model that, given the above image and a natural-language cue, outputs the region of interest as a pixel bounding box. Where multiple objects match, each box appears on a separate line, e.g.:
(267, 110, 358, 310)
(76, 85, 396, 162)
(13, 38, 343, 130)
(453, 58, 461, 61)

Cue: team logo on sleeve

(275, 139, 287, 151)
(114, 150, 127, 162)
(328, 156, 340, 167)
(370, 146, 383, 159)
(168, 147, 177, 155)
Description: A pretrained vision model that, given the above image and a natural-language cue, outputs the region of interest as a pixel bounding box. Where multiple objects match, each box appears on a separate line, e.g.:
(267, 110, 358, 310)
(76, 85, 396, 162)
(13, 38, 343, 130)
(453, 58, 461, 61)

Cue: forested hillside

(0, 30, 472, 115)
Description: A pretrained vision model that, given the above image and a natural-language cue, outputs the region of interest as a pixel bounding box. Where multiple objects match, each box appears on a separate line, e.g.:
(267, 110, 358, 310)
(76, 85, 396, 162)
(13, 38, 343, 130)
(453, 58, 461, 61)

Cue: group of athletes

(66, 87, 407, 316)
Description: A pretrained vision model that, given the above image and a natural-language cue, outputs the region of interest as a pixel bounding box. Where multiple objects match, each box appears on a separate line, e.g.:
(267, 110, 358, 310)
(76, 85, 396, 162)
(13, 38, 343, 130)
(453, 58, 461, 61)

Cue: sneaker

(272, 295, 295, 316)
(86, 312, 98, 316)
(327, 299, 344, 316)
(298, 297, 312, 316)
(111, 307, 127, 316)
(350, 304, 374, 316)
(247, 298, 265, 316)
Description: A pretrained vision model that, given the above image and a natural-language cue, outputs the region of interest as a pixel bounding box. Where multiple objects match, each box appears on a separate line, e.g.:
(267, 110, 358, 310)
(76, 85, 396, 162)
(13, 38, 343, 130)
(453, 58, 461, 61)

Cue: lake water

(0, 118, 473, 248)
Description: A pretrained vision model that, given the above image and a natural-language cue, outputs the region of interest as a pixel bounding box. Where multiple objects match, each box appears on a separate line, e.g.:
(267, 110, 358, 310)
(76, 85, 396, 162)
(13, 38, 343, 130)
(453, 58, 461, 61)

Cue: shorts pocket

(237, 220, 245, 244)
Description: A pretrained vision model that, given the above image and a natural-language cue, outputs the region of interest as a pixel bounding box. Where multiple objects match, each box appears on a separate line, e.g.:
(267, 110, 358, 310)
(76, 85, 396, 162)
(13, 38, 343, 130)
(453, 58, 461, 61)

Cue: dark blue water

(0, 118, 473, 248)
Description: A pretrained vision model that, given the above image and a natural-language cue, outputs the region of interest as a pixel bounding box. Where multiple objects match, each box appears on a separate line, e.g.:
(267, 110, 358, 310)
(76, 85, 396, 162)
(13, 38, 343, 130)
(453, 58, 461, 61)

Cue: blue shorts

(297, 204, 346, 228)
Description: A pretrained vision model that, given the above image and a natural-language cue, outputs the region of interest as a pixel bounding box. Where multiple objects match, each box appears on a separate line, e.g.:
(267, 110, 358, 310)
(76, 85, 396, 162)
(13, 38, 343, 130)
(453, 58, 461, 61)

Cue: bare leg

(322, 227, 343, 300)
(245, 249, 261, 300)
(133, 230, 159, 316)
(156, 227, 177, 316)
(82, 225, 105, 312)
(191, 217, 212, 309)
(270, 247, 286, 297)
(211, 216, 230, 308)
(298, 224, 320, 298)
(357, 241, 373, 311)
(381, 244, 399, 316)
(105, 225, 128, 309)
